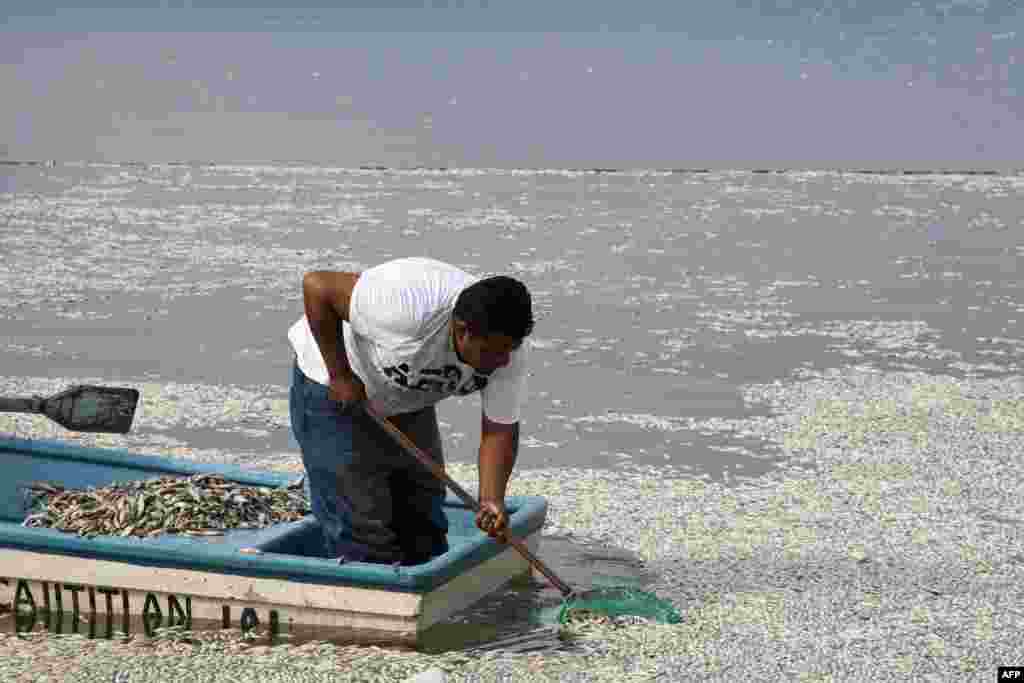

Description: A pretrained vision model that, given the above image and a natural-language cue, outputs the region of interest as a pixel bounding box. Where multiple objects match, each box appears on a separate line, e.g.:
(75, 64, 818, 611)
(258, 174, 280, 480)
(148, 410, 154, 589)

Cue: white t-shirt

(288, 257, 529, 423)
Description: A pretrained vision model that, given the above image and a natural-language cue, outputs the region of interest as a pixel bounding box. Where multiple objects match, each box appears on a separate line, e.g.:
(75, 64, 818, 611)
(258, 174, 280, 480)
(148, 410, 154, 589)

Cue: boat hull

(0, 435, 547, 645)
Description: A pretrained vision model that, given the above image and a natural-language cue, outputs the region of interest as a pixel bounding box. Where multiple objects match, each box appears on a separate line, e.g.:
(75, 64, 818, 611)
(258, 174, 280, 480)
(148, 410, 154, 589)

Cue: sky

(1, 1, 1021, 169)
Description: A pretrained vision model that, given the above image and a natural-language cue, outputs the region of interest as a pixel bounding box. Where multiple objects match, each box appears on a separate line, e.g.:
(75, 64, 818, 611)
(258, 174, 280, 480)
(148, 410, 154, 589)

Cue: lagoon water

(1, 163, 1021, 483)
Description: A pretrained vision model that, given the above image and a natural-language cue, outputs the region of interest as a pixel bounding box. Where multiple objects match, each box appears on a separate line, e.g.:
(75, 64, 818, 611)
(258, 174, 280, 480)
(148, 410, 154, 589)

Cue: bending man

(287, 257, 534, 565)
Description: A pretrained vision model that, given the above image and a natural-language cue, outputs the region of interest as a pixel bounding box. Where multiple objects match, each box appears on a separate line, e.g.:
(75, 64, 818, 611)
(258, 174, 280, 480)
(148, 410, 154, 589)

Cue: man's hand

(327, 373, 367, 410)
(476, 499, 509, 543)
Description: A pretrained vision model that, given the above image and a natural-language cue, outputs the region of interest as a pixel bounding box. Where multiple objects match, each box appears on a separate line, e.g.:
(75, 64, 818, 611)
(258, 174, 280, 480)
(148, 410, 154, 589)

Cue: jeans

(288, 359, 449, 565)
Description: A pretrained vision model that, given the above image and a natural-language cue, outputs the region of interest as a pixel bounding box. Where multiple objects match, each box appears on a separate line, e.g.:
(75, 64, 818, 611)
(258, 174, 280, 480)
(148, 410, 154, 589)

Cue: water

(1, 162, 1021, 652)
(421, 535, 654, 653)
(2, 163, 1020, 482)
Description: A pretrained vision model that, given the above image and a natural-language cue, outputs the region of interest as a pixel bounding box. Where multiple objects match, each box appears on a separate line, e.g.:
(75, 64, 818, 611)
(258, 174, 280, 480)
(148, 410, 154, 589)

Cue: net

(556, 587, 683, 625)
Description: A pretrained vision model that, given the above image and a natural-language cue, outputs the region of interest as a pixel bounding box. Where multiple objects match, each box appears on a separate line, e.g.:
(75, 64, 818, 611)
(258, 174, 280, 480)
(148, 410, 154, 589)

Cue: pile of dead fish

(21, 474, 309, 538)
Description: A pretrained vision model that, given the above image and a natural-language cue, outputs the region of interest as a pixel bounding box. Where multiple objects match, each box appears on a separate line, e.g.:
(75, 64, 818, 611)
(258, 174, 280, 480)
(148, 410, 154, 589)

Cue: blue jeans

(288, 360, 449, 564)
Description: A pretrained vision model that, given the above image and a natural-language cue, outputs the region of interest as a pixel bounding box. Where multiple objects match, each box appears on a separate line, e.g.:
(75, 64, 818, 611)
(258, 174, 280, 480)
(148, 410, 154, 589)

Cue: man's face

(454, 322, 522, 373)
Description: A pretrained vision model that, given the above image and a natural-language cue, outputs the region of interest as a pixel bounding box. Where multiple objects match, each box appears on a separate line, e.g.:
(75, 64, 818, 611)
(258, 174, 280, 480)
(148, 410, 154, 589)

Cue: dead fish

(24, 472, 310, 539)
(22, 512, 50, 527)
(30, 482, 65, 495)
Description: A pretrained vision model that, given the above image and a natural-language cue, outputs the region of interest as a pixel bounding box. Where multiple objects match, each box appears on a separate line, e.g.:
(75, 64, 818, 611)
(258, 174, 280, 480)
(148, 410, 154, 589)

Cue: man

(287, 256, 533, 565)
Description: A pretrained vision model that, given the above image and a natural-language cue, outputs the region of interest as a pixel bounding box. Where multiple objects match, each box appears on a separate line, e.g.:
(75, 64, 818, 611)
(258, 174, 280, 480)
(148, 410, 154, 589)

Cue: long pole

(362, 404, 575, 597)
(0, 397, 40, 413)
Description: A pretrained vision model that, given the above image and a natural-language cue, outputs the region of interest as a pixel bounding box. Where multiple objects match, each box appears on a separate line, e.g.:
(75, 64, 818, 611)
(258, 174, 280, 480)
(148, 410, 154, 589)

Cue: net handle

(363, 403, 576, 597)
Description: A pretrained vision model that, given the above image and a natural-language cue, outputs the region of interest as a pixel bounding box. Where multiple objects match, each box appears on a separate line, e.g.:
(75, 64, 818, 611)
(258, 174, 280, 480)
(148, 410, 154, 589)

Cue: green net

(556, 587, 683, 625)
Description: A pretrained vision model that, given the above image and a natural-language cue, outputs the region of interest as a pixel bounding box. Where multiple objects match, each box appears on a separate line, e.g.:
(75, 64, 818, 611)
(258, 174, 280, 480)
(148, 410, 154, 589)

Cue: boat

(0, 434, 547, 646)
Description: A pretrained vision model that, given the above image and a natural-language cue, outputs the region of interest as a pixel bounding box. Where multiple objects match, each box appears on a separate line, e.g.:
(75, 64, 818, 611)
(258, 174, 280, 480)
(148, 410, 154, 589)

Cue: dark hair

(454, 276, 534, 339)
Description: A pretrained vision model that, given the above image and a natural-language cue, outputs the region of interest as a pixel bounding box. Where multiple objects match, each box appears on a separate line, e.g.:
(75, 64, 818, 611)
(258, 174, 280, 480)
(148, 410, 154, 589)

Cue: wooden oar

(0, 384, 139, 434)
(362, 403, 576, 598)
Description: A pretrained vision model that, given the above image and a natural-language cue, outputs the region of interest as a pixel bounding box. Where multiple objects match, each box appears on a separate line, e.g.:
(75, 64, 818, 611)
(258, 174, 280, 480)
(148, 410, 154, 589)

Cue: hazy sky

(1, 1, 1021, 168)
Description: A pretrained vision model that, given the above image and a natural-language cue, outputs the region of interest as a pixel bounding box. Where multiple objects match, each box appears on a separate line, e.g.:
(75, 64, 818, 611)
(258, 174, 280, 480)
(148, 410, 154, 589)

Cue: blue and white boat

(0, 434, 547, 646)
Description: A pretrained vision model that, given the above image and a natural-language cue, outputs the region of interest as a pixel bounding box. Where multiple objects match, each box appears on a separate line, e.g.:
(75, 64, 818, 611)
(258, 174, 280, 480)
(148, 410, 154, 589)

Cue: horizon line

(1, 160, 1021, 176)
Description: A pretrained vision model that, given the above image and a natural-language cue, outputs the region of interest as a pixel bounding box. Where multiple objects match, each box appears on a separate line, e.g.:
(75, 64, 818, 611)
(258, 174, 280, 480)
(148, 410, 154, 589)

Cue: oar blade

(42, 384, 140, 434)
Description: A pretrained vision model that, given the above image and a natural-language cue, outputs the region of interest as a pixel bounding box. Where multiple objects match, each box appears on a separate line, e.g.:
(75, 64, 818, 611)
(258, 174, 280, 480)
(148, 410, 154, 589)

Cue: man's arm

(478, 413, 519, 509)
(302, 271, 361, 380)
